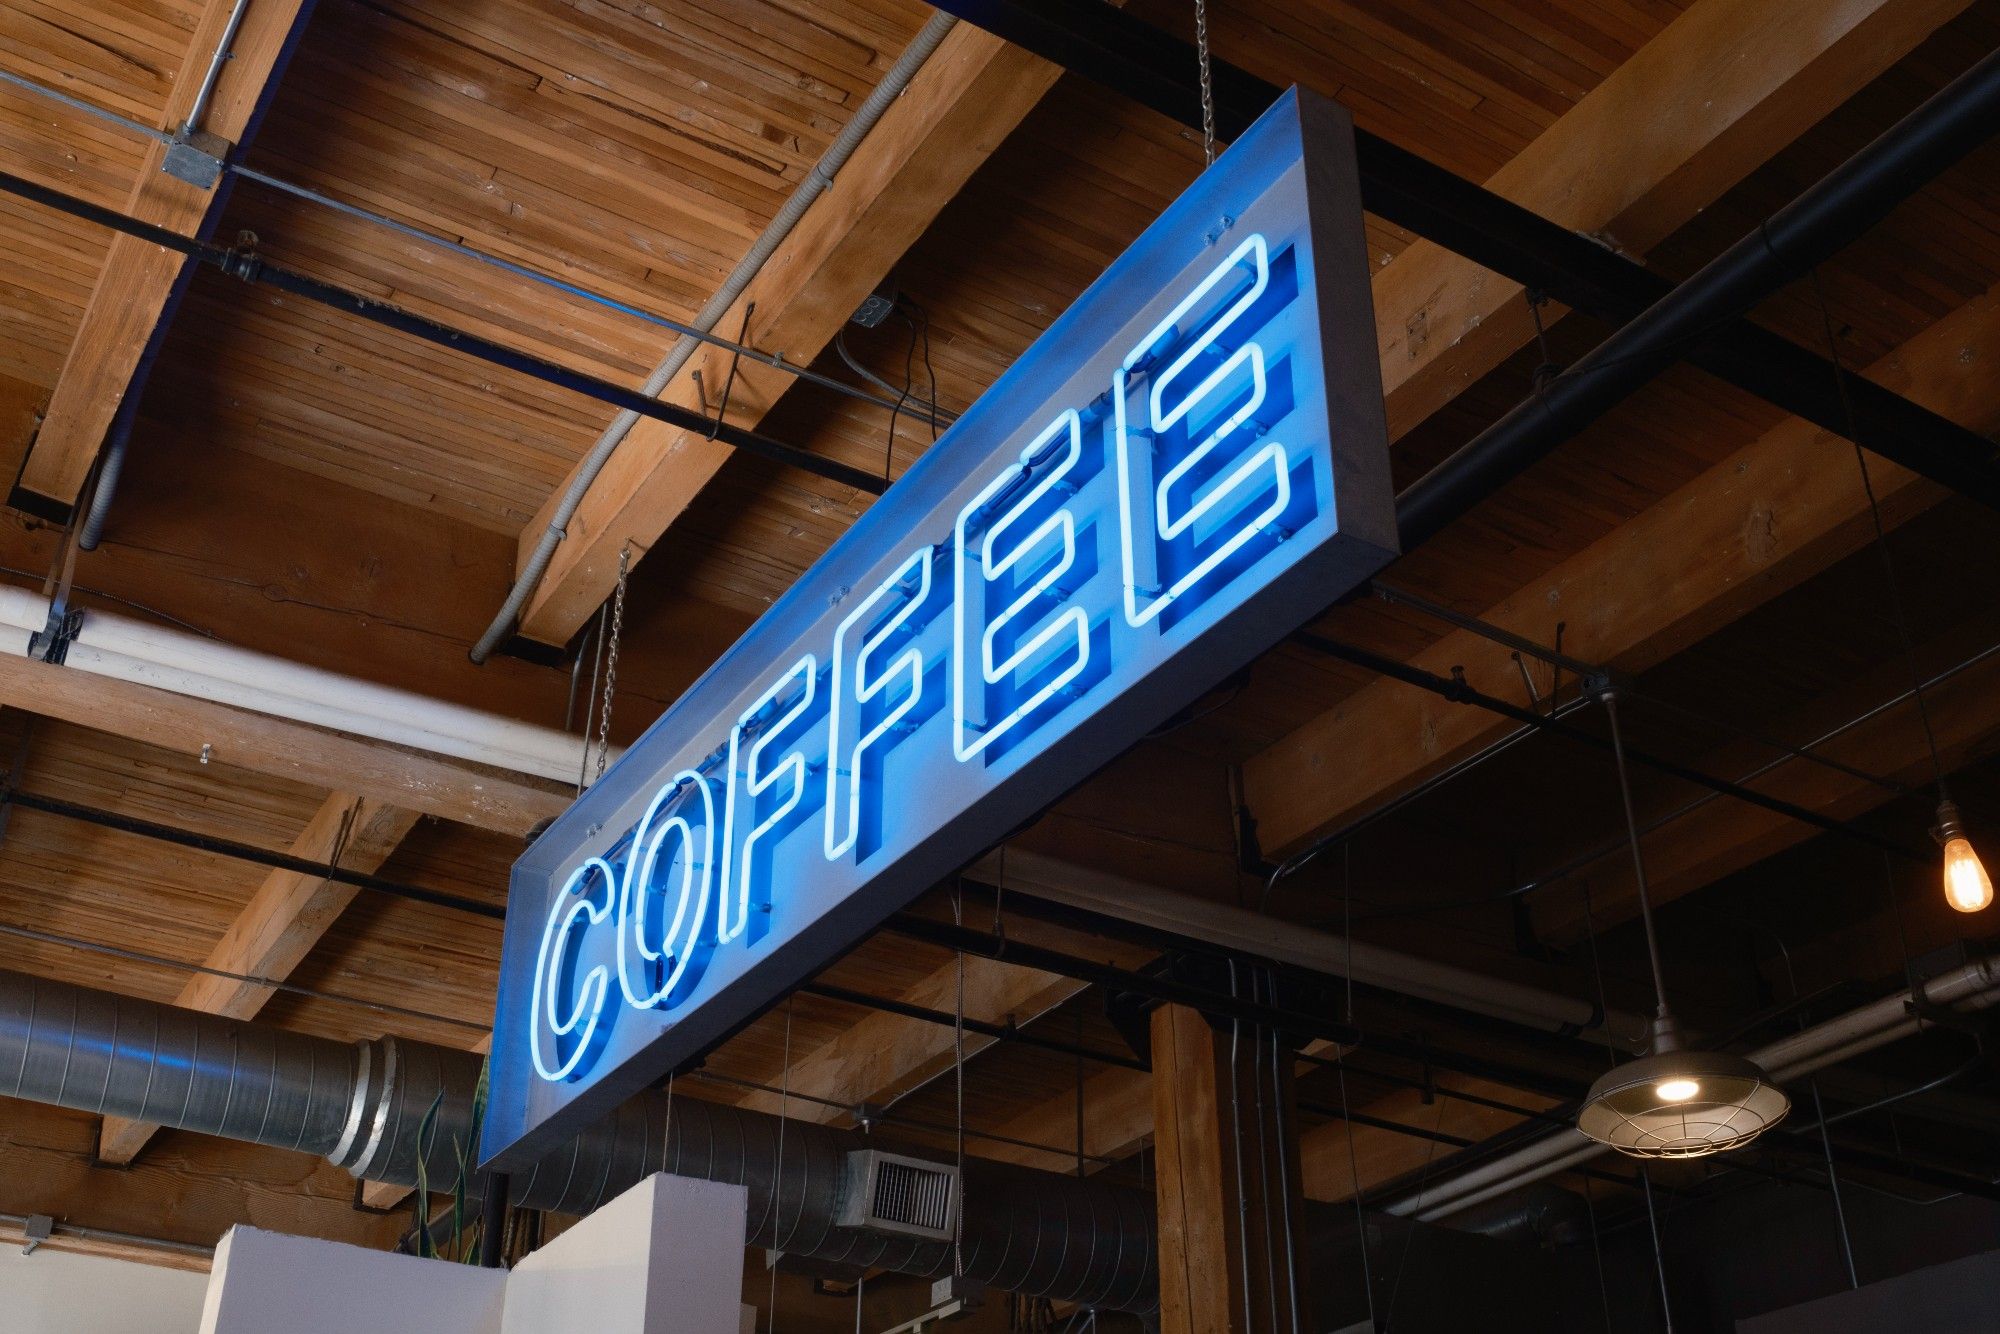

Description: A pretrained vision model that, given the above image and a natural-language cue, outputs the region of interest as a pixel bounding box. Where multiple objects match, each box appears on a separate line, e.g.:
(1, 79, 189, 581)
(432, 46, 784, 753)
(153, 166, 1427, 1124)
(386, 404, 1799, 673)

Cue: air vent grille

(837, 1150, 958, 1240)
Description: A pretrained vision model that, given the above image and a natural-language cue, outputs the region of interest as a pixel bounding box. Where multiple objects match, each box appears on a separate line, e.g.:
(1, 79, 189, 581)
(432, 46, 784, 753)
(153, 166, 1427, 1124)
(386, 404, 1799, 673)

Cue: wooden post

(1151, 1002, 1311, 1334)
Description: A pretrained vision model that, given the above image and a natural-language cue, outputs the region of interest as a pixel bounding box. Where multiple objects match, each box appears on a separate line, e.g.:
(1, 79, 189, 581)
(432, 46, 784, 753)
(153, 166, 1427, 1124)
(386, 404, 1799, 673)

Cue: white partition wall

(0, 1244, 209, 1334)
(197, 1227, 508, 1334)
(193, 1176, 749, 1334)
(502, 1175, 750, 1334)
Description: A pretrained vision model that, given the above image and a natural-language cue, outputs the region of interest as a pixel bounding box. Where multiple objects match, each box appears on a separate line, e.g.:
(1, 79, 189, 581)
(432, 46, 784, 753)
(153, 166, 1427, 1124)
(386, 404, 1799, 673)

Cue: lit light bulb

(1935, 801, 1994, 914)
(1943, 836, 1993, 914)
(1655, 1078, 1700, 1103)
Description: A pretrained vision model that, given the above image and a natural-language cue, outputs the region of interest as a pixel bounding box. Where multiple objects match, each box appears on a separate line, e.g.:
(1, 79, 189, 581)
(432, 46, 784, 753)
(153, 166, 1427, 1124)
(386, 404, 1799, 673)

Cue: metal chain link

(593, 544, 631, 782)
(1195, 0, 1217, 165)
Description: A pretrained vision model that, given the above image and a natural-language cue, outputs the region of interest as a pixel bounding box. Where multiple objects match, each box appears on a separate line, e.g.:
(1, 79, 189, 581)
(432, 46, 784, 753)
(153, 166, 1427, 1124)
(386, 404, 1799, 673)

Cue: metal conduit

(1379, 949, 2000, 1223)
(0, 966, 1157, 1312)
(468, 11, 961, 662)
(1396, 44, 2000, 551)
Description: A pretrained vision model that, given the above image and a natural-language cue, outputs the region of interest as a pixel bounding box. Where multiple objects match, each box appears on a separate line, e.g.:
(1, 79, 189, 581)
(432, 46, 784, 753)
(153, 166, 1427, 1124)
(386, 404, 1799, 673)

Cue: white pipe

(0, 586, 598, 784)
(1385, 951, 2000, 1221)
(469, 11, 962, 662)
(974, 848, 1654, 1052)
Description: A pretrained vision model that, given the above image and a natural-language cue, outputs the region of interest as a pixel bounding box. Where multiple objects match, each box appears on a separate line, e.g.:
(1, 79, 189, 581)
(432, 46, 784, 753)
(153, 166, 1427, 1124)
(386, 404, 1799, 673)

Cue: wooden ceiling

(0, 0, 1996, 1316)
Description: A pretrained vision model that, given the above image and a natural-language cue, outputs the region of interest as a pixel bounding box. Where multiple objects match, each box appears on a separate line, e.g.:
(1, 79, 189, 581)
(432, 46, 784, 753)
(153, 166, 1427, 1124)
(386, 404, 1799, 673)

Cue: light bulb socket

(1647, 1010, 1684, 1056)
(1934, 799, 1967, 846)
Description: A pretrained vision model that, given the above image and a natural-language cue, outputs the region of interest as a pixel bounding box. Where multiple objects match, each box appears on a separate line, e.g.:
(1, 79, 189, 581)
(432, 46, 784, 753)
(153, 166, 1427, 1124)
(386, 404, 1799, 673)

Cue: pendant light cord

(1602, 689, 1674, 1022)
(1807, 268, 1949, 801)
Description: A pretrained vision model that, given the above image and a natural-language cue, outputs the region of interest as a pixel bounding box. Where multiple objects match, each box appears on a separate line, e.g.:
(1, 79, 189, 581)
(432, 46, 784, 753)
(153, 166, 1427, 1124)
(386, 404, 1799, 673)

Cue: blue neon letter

(616, 770, 718, 1010)
(825, 547, 932, 861)
(530, 856, 616, 1082)
(1115, 232, 1290, 628)
(952, 411, 1088, 762)
(720, 656, 817, 942)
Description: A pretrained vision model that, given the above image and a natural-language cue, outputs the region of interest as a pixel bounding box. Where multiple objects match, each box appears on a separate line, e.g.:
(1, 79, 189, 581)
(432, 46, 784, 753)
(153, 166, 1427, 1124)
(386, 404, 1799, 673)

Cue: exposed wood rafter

(1247, 289, 1998, 855)
(97, 793, 423, 1165)
(0, 653, 568, 834)
(512, 21, 1085, 646)
(15, 0, 318, 511)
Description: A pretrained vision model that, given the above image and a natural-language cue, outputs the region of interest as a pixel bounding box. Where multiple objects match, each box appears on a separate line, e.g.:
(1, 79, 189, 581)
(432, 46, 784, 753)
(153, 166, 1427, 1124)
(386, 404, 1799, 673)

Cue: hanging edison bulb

(1936, 801, 1994, 914)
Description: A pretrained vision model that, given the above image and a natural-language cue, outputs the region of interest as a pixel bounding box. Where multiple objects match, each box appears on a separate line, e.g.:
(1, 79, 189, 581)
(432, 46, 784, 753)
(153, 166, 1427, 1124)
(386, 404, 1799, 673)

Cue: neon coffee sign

(483, 88, 1396, 1169)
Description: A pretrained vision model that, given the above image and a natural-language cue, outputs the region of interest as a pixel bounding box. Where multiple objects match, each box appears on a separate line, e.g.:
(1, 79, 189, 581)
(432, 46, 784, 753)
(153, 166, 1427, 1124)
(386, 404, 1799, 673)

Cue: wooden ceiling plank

(15, 0, 316, 509)
(0, 652, 569, 835)
(1530, 620, 2000, 944)
(1373, 0, 1970, 444)
(96, 792, 423, 1165)
(1297, 1075, 1557, 1204)
(1245, 287, 1998, 856)
(512, 20, 1081, 646)
(730, 956, 1086, 1127)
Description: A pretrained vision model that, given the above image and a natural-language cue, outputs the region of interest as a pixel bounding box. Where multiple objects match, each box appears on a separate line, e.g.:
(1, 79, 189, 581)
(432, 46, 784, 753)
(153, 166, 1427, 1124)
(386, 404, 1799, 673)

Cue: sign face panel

(483, 88, 1397, 1171)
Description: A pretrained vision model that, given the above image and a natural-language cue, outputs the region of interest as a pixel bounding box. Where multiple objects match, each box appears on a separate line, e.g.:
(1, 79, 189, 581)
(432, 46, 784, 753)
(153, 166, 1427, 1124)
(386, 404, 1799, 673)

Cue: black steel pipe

(0, 169, 889, 500)
(928, 0, 2000, 514)
(884, 913, 1584, 1102)
(1288, 631, 1927, 862)
(798, 979, 1147, 1072)
(1397, 44, 2000, 549)
(0, 787, 505, 919)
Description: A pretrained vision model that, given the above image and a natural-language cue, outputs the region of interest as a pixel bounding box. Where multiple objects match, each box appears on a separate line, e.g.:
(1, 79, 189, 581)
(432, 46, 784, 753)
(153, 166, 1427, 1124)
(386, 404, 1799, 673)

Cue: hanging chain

(593, 544, 631, 783)
(1194, 0, 1217, 166)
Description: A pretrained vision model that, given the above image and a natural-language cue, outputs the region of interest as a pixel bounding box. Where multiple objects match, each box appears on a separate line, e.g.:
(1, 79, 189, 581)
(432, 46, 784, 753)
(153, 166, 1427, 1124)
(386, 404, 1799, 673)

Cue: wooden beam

(980, 1064, 1154, 1175)
(513, 22, 1079, 645)
(1152, 1003, 1308, 1334)
(0, 652, 568, 834)
(1530, 620, 2000, 944)
(1297, 1075, 1559, 1205)
(17, 0, 318, 508)
(2, 1097, 405, 1263)
(1246, 288, 1999, 855)
(1373, 0, 1969, 440)
(732, 956, 1083, 1126)
(96, 793, 423, 1165)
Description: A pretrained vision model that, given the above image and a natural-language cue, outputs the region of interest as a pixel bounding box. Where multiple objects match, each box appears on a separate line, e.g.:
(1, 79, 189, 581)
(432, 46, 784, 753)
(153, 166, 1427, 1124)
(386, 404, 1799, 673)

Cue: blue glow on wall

(484, 87, 1397, 1171)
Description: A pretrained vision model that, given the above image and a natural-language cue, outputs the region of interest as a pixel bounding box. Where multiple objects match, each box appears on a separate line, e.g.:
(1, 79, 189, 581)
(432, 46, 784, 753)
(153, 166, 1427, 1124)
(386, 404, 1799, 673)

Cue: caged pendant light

(1576, 689, 1789, 1159)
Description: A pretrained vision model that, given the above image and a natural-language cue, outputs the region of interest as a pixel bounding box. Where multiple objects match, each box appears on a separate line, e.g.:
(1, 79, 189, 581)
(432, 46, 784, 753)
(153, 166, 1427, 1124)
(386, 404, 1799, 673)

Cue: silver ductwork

(0, 968, 1155, 1312)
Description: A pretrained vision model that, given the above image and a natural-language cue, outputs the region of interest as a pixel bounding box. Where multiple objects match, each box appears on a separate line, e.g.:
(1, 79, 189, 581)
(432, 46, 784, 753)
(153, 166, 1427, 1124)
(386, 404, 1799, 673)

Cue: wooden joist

(1246, 288, 1998, 855)
(1297, 1075, 1559, 1205)
(512, 21, 1081, 646)
(0, 652, 569, 835)
(95, 793, 423, 1166)
(730, 955, 1082, 1126)
(2, 1097, 403, 1266)
(1530, 619, 2000, 944)
(1372, 0, 1971, 440)
(17, 0, 318, 510)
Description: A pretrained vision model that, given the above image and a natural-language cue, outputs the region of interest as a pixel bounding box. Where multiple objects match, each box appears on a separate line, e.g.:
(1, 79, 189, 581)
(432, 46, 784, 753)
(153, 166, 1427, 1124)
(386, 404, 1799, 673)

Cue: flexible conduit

(470, 12, 960, 663)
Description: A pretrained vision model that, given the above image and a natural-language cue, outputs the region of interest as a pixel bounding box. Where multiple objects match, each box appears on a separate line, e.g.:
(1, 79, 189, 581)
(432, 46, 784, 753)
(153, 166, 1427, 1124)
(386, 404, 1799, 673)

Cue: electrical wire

(0, 918, 489, 1032)
(0, 64, 936, 424)
(0, 567, 219, 640)
(1808, 267, 1950, 798)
